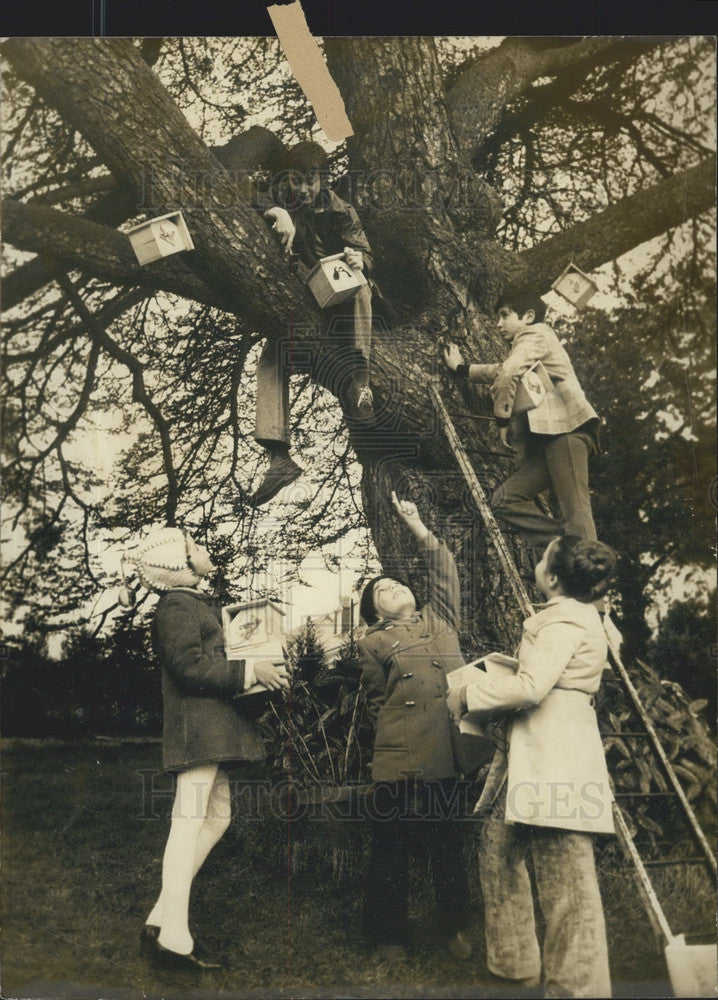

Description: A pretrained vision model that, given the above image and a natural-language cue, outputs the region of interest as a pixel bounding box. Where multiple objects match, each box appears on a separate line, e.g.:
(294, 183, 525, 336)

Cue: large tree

(1, 36, 715, 657)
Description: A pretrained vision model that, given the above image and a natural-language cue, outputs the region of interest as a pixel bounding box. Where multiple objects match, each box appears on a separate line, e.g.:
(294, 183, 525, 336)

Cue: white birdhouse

(307, 253, 367, 308)
(513, 361, 553, 415)
(551, 263, 598, 309)
(125, 211, 195, 266)
(222, 598, 286, 659)
(222, 599, 288, 697)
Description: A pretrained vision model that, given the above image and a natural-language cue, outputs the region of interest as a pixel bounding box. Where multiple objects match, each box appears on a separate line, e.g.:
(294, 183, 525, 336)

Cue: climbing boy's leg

(543, 433, 597, 541)
(352, 284, 373, 376)
(250, 338, 302, 507)
(491, 450, 563, 549)
(351, 284, 374, 419)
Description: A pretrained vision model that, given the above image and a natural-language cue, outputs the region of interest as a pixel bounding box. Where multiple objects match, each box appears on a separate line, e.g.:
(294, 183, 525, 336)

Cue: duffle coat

(152, 588, 266, 774)
(468, 597, 615, 835)
(358, 536, 467, 782)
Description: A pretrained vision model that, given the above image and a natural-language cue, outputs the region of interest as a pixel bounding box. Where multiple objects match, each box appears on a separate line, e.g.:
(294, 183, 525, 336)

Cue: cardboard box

(307, 253, 367, 308)
(126, 211, 195, 266)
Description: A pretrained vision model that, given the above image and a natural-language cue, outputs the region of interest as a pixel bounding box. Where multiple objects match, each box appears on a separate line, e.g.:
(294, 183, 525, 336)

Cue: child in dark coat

(125, 527, 290, 972)
(358, 492, 474, 962)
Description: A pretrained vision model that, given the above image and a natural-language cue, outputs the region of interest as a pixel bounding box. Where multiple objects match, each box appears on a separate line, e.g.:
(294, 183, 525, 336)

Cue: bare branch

(58, 274, 181, 524)
(508, 156, 716, 296)
(447, 36, 672, 161)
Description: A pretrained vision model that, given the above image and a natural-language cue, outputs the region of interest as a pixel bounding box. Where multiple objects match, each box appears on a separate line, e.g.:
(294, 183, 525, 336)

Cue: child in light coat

(447, 533, 617, 997)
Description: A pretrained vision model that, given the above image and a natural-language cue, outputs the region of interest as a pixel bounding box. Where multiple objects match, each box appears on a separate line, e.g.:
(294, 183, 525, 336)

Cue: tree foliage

(0, 35, 714, 665)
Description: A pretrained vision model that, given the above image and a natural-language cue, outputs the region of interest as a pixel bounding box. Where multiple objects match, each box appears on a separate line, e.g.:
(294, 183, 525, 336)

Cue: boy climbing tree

(444, 290, 601, 550)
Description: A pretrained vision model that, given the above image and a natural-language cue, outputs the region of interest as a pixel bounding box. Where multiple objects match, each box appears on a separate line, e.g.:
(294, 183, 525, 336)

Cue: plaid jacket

(470, 323, 598, 436)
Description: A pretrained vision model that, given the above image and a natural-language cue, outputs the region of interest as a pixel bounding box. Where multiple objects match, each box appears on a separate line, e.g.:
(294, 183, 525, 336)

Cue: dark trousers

(363, 779, 470, 946)
(491, 431, 597, 549)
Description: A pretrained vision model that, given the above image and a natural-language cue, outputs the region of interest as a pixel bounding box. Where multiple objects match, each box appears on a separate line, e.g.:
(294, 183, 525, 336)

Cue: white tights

(146, 764, 231, 954)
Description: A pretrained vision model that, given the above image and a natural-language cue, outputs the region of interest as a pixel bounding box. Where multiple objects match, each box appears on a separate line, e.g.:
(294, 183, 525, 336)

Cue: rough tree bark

(3, 37, 714, 655)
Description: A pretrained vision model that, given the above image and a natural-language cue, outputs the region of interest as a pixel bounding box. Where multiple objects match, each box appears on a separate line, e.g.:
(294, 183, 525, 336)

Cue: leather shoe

(140, 924, 160, 957)
(447, 929, 473, 960)
(249, 457, 303, 507)
(146, 936, 225, 972)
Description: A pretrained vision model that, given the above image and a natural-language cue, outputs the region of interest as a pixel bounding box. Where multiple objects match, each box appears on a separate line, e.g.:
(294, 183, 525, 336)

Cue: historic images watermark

(136, 160, 497, 223)
(136, 769, 610, 826)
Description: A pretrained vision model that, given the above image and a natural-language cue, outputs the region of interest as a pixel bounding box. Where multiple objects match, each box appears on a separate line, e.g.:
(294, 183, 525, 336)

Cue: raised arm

(443, 342, 500, 385)
(392, 491, 459, 628)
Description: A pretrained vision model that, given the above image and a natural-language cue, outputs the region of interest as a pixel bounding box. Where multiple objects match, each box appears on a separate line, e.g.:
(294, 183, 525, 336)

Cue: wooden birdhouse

(222, 598, 287, 660)
(307, 253, 367, 308)
(551, 263, 598, 309)
(125, 211, 194, 266)
(222, 599, 288, 697)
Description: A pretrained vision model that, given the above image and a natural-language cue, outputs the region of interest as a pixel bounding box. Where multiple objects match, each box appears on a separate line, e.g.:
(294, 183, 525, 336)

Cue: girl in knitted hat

(124, 527, 290, 973)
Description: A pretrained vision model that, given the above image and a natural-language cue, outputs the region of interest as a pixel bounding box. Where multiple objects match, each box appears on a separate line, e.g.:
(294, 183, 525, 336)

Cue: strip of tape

(267, 1, 353, 142)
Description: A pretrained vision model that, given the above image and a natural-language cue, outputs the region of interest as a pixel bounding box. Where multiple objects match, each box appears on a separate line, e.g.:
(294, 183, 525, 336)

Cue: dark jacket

(256, 185, 373, 273)
(358, 536, 467, 782)
(152, 588, 266, 773)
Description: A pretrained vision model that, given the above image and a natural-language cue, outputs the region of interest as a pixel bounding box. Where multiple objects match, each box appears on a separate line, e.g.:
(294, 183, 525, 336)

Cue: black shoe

(248, 458, 303, 508)
(140, 924, 160, 957)
(447, 929, 473, 960)
(147, 937, 225, 972)
(353, 385, 375, 421)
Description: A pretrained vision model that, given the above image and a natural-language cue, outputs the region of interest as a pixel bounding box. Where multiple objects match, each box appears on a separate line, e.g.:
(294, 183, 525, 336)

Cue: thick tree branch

(2, 198, 235, 312)
(447, 36, 670, 161)
(28, 175, 117, 207)
(508, 155, 716, 296)
(3, 184, 140, 311)
(3, 37, 321, 340)
(3, 128, 282, 312)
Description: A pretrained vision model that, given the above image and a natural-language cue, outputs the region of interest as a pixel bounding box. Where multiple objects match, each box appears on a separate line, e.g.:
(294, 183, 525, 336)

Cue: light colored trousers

(479, 786, 612, 998)
(255, 284, 372, 446)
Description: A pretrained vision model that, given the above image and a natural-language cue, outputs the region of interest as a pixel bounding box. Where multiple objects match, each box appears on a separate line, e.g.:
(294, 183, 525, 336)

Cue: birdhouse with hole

(307, 253, 367, 308)
(222, 598, 287, 660)
(221, 599, 289, 698)
(551, 262, 598, 309)
(125, 211, 195, 266)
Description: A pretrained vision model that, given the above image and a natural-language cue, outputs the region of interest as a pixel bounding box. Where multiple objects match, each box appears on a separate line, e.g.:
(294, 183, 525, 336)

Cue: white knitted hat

(127, 527, 201, 592)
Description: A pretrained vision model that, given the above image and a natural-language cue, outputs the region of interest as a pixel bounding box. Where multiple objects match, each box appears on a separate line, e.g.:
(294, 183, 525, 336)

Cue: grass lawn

(1, 740, 710, 999)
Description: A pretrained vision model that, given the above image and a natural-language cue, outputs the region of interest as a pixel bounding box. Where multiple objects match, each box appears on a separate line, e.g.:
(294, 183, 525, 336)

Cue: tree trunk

(325, 36, 533, 651)
(4, 37, 714, 655)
